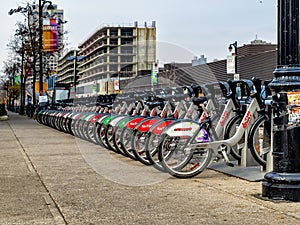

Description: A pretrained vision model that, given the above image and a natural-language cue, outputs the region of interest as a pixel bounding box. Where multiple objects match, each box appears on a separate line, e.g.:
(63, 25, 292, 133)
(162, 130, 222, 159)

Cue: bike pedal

(226, 162, 234, 167)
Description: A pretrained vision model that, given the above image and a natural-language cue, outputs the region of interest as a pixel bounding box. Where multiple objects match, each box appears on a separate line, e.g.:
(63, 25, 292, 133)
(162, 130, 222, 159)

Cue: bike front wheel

(224, 115, 243, 160)
(248, 115, 271, 166)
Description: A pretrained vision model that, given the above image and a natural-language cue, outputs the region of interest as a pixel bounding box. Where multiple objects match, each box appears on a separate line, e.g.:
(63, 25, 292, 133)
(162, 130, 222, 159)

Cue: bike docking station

(211, 1, 300, 192)
(209, 102, 274, 182)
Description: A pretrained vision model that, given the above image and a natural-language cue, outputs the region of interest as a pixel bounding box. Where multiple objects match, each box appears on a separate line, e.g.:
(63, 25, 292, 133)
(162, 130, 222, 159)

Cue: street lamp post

(19, 41, 25, 115)
(73, 50, 78, 94)
(228, 41, 238, 79)
(38, 0, 54, 97)
(262, 0, 300, 202)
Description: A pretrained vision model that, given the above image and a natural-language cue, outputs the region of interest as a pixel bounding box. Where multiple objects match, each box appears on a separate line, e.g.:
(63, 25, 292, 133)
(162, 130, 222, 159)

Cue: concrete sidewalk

(0, 112, 299, 225)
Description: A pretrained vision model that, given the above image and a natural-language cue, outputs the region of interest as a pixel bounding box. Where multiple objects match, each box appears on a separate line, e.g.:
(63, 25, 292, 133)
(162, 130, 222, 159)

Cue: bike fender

(108, 115, 127, 126)
(95, 114, 109, 124)
(84, 113, 97, 121)
(136, 118, 161, 132)
(117, 117, 132, 128)
(102, 115, 114, 125)
(150, 119, 175, 135)
(90, 114, 103, 123)
(164, 120, 201, 137)
(126, 117, 146, 129)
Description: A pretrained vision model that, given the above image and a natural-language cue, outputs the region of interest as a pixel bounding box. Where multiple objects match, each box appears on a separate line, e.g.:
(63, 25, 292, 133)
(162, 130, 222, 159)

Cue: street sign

(151, 62, 158, 84)
(114, 80, 119, 91)
(234, 74, 240, 80)
(39, 95, 48, 103)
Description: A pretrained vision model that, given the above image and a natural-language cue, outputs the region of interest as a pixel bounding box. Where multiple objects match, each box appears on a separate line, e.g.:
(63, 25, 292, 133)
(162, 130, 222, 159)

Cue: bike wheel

(66, 116, 74, 135)
(92, 115, 109, 147)
(77, 120, 85, 139)
(145, 119, 175, 171)
(248, 115, 271, 166)
(99, 123, 110, 149)
(112, 125, 126, 155)
(81, 120, 91, 141)
(120, 127, 137, 160)
(132, 130, 151, 165)
(158, 127, 213, 178)
(145, 132, 165, 171)
(93, 122, 104, 146)
(105, 124, 118, 152)
(224, 115, 243, 160)
(71, 119, 80, 137)
(86, 122, 97, 143)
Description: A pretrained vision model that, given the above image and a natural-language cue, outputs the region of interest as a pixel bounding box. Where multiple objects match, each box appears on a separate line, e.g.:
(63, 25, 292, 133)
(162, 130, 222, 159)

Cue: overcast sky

(1, 0, 277, 71)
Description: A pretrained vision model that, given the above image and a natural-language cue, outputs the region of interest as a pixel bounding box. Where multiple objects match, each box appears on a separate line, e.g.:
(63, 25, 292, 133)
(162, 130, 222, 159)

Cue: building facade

(56, 50, 78, 87)
(159, 40, 277, 86)
(122, 40, 278, 92)
(74, 21, 156, 97)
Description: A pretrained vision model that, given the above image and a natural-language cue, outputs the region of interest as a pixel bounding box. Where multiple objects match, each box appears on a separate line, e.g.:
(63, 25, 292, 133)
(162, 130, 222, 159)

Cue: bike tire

(132, 130, 151, 165)
(112, 125, 127, 155)
(105, 124, 118, 152)
(104, 115, 126, 152)
(93, 122, 104, 146)
(145, 132, 165, 171)
(120, 126, 137, 160)
(248, 115, 271, 166)
(111, 116, 133, 155)
(224, 114, 243, 160)
(158, 124, 213, 178)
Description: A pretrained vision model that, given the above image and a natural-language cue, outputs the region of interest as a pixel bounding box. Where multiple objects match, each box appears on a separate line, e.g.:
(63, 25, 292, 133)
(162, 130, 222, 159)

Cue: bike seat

(218, 81, 232, 99)
(145, 101, 165, 109)
(192, 96, 208, 105)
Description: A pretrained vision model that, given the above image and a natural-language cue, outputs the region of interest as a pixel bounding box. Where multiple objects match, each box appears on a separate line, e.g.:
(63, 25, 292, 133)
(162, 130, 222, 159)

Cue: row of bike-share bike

(35, 77, 273, 178)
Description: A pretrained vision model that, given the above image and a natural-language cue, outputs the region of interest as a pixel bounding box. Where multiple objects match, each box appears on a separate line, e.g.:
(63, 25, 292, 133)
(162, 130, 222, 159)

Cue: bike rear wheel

(120, 127, 137, 160)
(132, 131, 151, 165)
(105, 124, 118, 152)
(145, 132, 166, 171)
(158, 128, 213, 178)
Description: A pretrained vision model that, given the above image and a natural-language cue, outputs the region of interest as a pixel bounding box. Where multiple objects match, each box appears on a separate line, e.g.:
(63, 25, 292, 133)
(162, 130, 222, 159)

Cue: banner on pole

(35, 82, 48, 93)
(43, 18, 58, 52)
(114, 80, 120, 91)
(226, 55, 236, 74)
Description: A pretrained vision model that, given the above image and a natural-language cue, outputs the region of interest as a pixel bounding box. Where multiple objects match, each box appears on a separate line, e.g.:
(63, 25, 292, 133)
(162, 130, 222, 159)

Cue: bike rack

(209, 107, 274, 182)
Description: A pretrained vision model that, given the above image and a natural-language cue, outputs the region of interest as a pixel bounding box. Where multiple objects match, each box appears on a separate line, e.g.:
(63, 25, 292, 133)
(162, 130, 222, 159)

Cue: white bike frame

(165, 97, 236, 141)
(190, 98, 261, 153)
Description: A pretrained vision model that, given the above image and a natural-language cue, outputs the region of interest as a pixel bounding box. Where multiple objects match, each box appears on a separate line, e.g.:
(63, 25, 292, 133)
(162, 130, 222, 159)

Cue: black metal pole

(38, 0, 44, 96)
(73, 50, 78, 95)
(234, 41, 238, 75)
(19, 42, 25, 115)
(262, 0, 300, 202)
